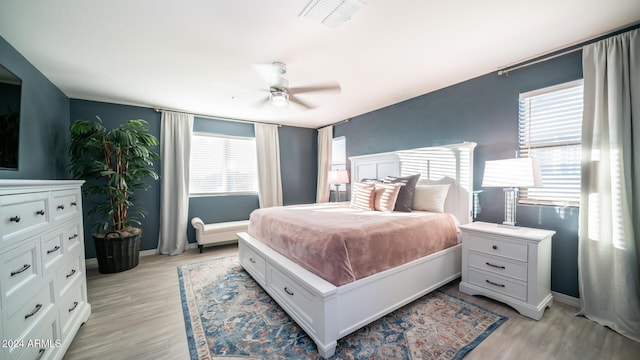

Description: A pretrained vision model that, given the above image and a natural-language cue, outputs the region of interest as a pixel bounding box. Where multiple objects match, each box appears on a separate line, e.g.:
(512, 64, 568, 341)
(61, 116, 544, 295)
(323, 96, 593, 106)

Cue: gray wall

(0, 36, 70, 179)
(334, 51, 583, 298)
(70, 99, 317, 258)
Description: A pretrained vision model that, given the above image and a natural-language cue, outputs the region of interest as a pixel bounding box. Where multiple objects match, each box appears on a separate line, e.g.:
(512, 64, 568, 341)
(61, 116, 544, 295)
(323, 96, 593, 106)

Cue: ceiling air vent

(300, 0, 366, 28)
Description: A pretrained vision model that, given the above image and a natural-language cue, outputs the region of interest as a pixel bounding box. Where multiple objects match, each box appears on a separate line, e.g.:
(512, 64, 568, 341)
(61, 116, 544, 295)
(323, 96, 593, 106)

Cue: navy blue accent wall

(0, 36, 70, 179)
(70, 100, 161, 258)
(334, 52, 583, 298)
(280, 126, 317, 206)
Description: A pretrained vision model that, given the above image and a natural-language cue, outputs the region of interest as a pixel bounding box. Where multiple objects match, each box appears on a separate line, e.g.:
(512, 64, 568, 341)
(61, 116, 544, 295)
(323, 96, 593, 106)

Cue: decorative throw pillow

(350, 182, 376, 211)
(383, 174, 421, 212)
(373, 183, 402, 212)
(412, 184, 451, 212)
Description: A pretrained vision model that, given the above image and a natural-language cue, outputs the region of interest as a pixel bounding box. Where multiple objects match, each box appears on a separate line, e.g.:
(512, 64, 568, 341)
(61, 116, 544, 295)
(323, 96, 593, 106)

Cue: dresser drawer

(468, 269, 527, 301)
(56, 250, 84, 299)
(62, 222, 82, 254)
(9, 310, 59, 360)
(0, 192, 50, 248)
(59, 281, 87, 339)
(466, 232, 528, 262)
(4, 280, 55, 341)
(268, 266, 317, 331)
(1, 240, 41, 309)
(51, 190, 80, 223)
(41, 231, 64, 273)
(239, 244, 266, 286)
(468, 251, 527, 282)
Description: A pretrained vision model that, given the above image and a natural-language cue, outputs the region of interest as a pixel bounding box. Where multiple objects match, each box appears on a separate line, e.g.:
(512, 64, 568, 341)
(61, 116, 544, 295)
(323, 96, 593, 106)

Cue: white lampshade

(327, 170, 349, 184)
(482, 158, 543, 188)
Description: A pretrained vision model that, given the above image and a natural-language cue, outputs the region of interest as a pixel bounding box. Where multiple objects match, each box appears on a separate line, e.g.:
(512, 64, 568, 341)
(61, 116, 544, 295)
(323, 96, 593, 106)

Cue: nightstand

(459, 221, 555, 320)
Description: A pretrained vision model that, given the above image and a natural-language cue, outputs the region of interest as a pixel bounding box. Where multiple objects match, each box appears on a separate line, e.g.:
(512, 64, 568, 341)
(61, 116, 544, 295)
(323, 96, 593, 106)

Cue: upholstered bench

(190, 218, 249, 253)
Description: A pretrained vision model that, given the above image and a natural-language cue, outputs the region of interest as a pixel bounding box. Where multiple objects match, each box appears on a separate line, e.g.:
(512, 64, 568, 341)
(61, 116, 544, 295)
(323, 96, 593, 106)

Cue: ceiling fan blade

(251, 62, 286, 86)
(252, 96, 271, 108)
(289, 94, 315, 110)
(289, 83, 341, 95)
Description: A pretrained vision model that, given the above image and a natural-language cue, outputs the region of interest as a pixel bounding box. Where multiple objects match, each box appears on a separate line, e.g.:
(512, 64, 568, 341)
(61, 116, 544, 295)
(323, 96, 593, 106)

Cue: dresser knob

(57, 204, 65, 210)
(492, 245, 498, 250)
(36, 209, 45, 216)
(9, 215, 20, 223)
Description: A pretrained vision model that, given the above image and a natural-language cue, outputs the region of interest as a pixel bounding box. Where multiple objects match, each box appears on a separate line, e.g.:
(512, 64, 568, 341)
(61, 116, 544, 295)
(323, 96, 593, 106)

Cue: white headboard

(348, 141, 477, 224)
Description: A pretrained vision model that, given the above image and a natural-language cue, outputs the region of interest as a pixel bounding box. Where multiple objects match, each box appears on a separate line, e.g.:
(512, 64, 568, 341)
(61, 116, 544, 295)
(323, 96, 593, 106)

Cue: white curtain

(316, 125, 333, 203)
(255, 123, 283, 208)
(157, 111, 194, 256)
(579, 28, 640, 342)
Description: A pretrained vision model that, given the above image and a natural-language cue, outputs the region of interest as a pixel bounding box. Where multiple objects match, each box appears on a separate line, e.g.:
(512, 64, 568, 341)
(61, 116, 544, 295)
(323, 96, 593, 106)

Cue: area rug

(177, 256, 507, 360)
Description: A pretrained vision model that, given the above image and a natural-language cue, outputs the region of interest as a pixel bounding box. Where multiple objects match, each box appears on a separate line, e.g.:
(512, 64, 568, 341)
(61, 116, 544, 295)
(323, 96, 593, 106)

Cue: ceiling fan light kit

(270, 88, 289, 107)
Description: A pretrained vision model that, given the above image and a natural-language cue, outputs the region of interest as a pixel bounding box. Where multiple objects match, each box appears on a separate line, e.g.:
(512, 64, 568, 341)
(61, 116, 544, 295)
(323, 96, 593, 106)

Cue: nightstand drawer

(466, 232, 527, 262)
(469, 269, 527, 301)
(469, 251, 527, 281)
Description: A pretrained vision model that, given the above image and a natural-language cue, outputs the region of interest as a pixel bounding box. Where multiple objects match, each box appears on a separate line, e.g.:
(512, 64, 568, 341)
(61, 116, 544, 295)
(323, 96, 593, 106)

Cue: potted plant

(68, 116, 159, 273)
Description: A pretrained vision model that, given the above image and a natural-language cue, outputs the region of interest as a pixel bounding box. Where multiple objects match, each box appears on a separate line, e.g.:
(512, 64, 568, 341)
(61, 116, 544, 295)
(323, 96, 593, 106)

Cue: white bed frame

(237, 141, 476, 357)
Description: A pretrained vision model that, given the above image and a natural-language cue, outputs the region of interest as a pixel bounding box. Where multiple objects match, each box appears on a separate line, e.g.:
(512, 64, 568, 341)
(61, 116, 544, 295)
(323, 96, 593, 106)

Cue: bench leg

(199, 244, 204, 253)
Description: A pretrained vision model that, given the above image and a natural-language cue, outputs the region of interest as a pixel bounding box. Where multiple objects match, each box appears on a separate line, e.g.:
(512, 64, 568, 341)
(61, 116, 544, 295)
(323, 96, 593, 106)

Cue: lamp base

(503, 187, 519, 226)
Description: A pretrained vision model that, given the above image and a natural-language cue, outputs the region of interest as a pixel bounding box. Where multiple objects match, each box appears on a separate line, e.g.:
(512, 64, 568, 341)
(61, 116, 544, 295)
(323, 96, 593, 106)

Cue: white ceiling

(1, 1, 639, 129)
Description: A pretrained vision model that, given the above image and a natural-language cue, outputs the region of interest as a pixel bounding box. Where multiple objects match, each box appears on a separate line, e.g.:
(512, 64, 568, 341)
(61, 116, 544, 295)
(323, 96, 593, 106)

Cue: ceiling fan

(252, 62, 341, 109)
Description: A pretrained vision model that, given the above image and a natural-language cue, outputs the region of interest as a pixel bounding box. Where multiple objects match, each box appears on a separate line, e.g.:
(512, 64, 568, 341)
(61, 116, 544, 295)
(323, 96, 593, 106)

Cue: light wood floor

(64, 244, 640, 360)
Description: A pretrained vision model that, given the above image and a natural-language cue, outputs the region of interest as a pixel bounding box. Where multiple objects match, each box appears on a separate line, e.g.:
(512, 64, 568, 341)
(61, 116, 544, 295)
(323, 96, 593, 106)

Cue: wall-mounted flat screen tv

(0, 64, 21, 170)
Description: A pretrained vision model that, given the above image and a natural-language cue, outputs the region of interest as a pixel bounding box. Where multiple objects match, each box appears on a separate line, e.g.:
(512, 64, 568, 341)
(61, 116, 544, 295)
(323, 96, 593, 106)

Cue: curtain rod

(497, 22, 640, 76)
(317, 118, 349, 131)
(154, 107, 282, 127)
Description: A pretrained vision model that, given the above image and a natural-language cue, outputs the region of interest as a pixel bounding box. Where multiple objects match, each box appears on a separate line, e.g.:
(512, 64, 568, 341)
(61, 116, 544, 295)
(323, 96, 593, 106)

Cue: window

(190, 133, 258, 195)
(518, 79, 583, 206)
(332, 136, 347, 191)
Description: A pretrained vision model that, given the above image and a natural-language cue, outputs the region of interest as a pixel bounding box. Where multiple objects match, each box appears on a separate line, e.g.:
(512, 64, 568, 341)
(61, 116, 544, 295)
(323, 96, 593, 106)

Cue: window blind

(332, 136, 347, 191)
(518, 80, 583, 206)
(190, 133, 258, 195)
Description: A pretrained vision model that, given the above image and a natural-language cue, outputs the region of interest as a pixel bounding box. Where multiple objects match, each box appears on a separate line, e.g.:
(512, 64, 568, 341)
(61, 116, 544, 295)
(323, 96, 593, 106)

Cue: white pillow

(350, 182, 376, 211)
(412, 184, 450, 212)
(373, 183, 402, 212)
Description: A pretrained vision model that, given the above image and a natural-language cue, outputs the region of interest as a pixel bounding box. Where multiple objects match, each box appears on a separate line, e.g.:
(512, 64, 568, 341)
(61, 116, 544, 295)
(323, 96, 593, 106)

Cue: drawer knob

(36, 209, 45, 216)
(71, 201, 78, 206)
(10, 263, 31, 276)
(492, 245, 498, 250)
(66, 269, 77, 278)
(24, 303, 43, 319)
(9, 215, 20, 223)
(485, 279, 506, 288)
(249, 257, 256, 264)
(68, 301, 79, 312)
(57, 204, 65, 210)
(46, 245, 61, 254)
(486, 262, 506, 270)
(69, 234, 79, 240)
(284, 287, 294, 296)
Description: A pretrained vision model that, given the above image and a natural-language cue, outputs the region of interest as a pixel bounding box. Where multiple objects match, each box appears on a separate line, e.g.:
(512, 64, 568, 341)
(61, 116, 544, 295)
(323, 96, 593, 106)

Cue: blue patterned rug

(177, 256, 507, 359)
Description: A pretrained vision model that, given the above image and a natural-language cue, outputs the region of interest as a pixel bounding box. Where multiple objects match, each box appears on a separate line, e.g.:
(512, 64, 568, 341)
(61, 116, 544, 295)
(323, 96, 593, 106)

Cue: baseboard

(85, 243, 200, 266)
(552, 291, 581, 308)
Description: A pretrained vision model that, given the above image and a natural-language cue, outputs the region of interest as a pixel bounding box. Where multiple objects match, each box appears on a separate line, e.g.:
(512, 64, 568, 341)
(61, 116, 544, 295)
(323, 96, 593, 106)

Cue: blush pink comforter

(248, 203, 459, 286)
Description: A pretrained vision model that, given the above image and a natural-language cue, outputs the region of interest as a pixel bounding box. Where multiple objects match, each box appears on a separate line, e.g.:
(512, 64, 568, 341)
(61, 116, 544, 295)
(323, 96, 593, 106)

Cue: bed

(237, 141, 476, 357)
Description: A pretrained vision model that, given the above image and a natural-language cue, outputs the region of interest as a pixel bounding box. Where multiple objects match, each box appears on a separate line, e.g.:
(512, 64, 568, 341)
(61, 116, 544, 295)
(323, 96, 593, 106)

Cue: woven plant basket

(93, 229, 141, 274)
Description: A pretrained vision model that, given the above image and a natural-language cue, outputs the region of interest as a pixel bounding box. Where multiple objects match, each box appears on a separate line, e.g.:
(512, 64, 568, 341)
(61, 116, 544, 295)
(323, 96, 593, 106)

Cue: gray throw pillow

(383, 174, 421, 212)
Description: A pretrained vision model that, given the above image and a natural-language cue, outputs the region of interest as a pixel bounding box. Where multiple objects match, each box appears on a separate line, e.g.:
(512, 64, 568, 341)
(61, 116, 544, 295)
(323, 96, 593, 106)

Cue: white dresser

(0, 180, 91, 360)
(459, 221, 554, 320)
